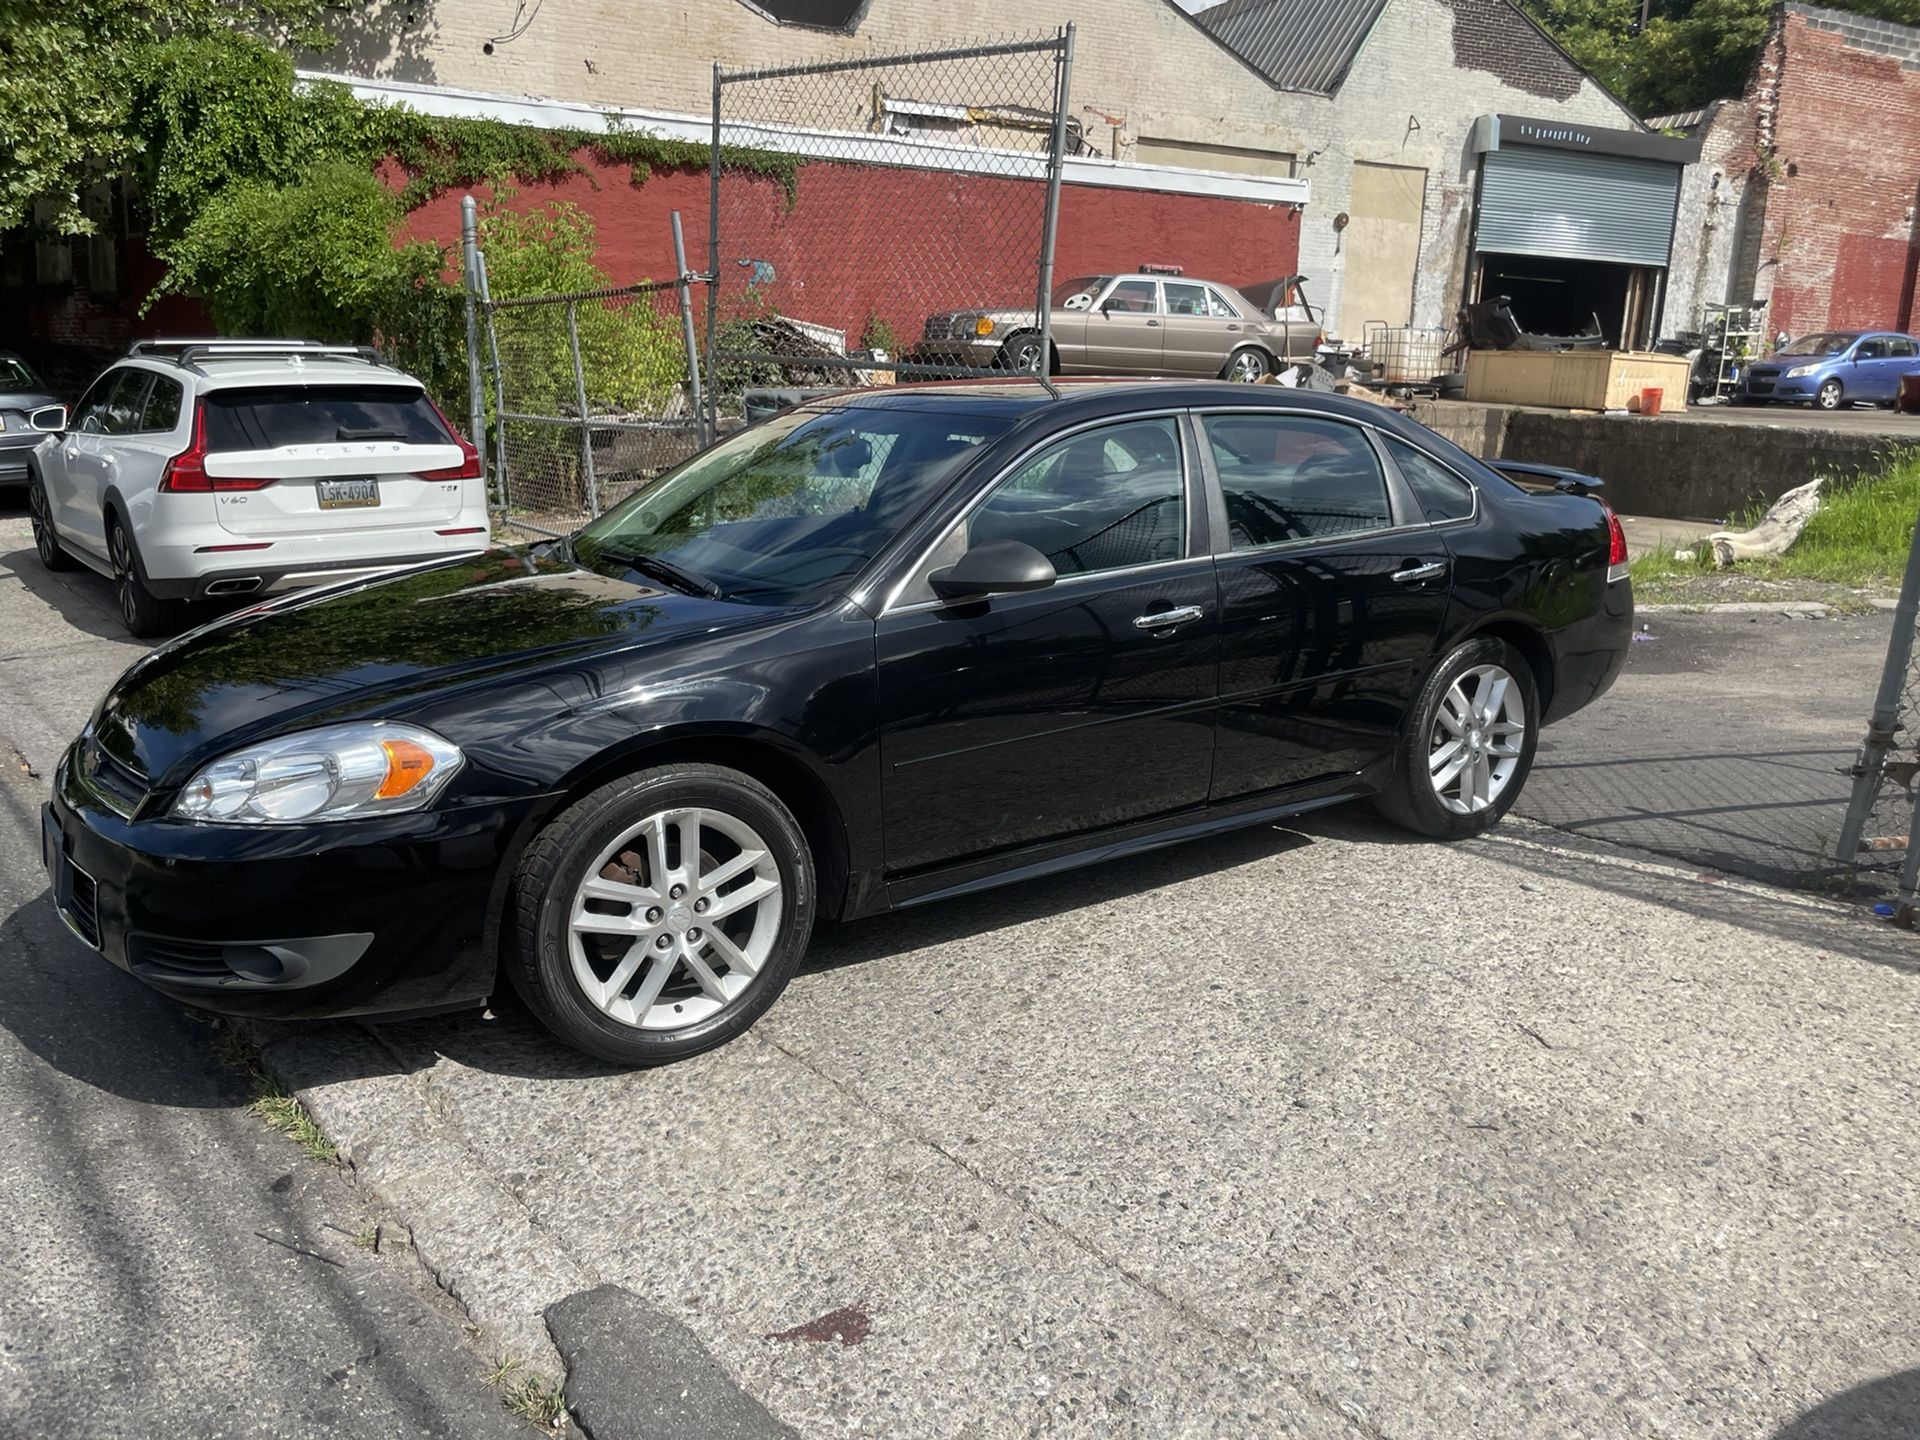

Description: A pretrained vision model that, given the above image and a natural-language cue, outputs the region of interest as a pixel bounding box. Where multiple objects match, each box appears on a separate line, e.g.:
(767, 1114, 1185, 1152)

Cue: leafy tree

(1522, 0, 1920, 115)
(0, 0, 341, 236)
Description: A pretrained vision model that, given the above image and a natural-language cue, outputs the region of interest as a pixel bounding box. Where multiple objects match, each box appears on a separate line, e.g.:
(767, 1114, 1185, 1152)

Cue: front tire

(1815, 378, 1845, 411)
(1374, 637, 1539, 840)
(998, 332, 1048, 374)
(108, 516, 185, 639)
(506, 764, 816, 1065)
(28, 469, 75, 572)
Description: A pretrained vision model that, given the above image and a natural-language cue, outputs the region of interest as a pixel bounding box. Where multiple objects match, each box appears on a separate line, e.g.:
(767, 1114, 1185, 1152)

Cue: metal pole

(1033, 24, 1074, 400)
(564, 301, 601, 518)
(1836, 508, 1920, 861)
(706, 62, 725, 442)
(475, 250, 509, 513)
(459, 195, 486, 477)
(671, 211, 708, 449)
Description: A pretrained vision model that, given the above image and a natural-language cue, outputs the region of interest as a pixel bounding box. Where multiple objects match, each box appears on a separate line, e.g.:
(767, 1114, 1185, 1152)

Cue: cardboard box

(1465, 349, 1690, 411)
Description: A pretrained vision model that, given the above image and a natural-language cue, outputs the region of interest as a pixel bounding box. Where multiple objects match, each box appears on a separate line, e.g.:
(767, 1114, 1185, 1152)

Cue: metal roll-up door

(1475, 146, 1680, 268)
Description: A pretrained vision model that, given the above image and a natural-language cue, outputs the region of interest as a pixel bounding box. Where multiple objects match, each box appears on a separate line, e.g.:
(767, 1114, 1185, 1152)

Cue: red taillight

(160, 402, 275, 493)
(1603, 502, 1628, 571)
(423, 397, 482, 481)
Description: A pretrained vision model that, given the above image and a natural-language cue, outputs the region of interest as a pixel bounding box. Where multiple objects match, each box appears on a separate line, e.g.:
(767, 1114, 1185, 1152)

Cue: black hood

(93, 549, 780, 783)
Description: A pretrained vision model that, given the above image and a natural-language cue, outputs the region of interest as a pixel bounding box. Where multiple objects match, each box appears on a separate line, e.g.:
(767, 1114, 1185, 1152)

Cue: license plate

(318, 477, 380, 509)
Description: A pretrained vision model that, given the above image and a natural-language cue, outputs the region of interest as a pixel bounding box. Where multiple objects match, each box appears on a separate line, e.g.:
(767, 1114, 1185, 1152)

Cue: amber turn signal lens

(974, 316, 995, 337)
(375, 738, 439, 799)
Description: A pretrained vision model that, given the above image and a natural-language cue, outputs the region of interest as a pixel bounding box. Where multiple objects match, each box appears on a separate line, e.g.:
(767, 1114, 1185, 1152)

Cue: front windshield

(0, 356, 40, 392)
(572, 405, 1010, 605)
(1052, 276, 1110, 305)
(1777, 332, 1853, 357)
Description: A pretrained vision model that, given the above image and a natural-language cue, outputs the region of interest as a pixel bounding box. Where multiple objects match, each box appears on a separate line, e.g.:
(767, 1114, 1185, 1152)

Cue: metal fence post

(564, 300, 601, 517)
(460, 195, 486, 478)
(475, 249, 510, 513)
(1035, 24, 1074, 399)
(706, 62, 724, 443)
(1836, 508, 1920, 862)
(671, 210, 708, 449)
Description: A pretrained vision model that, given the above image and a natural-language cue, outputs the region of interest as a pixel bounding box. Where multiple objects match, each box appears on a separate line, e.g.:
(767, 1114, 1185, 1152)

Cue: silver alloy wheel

(1428, 663, 1527, 814)
(1005, 336, 1044, 373)
(29, 481, 56, 565)
(567, 806, 782, 1031)
(109, 524, 138, 627)
(1817, 378, 1843, 410)
(1229, 349, 1269, 382)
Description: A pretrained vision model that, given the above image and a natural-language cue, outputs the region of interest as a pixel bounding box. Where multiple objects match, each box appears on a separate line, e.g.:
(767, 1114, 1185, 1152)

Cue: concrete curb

(250, 1020, 593, 1380)
(1636, 598, 1898, 616)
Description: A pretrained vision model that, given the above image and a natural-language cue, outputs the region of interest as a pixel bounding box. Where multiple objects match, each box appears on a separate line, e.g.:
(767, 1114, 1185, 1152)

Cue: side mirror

(929, 538, 1057, 601)
(1100, 300, 1117, 316)
(28, 404, 67, 433)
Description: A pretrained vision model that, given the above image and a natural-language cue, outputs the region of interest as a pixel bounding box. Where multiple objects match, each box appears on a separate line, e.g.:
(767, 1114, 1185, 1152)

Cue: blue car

(1741, 330, 1920, 410)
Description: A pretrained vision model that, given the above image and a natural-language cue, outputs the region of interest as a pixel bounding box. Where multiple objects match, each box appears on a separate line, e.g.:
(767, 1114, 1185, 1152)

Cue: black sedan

(45, 382, 1632, 1064)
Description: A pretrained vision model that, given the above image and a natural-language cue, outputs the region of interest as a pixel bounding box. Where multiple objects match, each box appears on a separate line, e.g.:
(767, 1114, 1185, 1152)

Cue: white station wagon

(26, 340, 491, 636)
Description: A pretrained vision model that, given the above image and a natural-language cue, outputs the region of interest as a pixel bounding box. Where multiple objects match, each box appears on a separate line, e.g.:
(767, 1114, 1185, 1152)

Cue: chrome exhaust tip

(204, 576, 264, 596)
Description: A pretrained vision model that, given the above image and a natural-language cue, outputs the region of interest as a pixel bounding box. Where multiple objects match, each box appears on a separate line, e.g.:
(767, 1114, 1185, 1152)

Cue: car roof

(118, 354, 421, 390)
(802, 378, 1420, 430)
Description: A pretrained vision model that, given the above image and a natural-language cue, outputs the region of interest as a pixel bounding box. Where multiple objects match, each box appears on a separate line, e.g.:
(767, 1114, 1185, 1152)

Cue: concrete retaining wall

(1411, 399, 1916, 520)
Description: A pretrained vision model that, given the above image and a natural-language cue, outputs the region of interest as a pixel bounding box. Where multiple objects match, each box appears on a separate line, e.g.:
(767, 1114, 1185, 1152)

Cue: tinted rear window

(204, 385, 451, 451)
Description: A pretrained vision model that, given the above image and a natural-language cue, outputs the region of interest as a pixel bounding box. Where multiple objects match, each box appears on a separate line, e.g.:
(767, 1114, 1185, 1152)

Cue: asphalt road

(6, 502, 1920, 1439)
(0, 509, 528, 1440)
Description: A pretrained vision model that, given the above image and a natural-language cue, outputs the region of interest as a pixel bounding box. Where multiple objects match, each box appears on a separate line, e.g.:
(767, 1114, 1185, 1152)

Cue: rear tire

(1223, 346, 1273, 383)
(506, 764, 816, 1066)
(1373, 637, 1539, 840)
(108, 515, 186, 639)
(28, 469, 75, 572)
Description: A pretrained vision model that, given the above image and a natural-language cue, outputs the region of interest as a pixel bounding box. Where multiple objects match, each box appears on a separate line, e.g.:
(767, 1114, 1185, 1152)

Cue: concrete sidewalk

(1617, 512, 1717, 560)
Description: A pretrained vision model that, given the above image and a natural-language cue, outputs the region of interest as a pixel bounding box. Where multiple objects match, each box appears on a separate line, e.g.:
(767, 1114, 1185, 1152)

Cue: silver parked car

(911, 272, 1323, 380)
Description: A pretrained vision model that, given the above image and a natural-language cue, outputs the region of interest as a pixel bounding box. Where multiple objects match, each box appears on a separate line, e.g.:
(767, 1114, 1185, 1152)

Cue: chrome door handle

(1134, 604, 1204, 631)
(1391, 560, 1448, 585)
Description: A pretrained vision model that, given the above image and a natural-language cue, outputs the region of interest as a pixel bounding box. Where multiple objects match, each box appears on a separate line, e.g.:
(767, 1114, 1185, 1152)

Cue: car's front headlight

(172, 722, 464, 824)
(1784, 363, 1818, 378)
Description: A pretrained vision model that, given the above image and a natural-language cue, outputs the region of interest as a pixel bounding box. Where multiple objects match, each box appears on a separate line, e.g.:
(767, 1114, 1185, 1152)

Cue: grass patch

(213, 1023, 340, 1167)
(485, 1357, 569, 1431)
(1631, 448, 1920, 596)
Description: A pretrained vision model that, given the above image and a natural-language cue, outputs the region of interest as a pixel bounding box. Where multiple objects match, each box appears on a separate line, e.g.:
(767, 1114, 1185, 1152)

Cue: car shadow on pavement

(255, 821, 1322, 1087)
(0, 532, 129, 646)
(1771, 1367, 1920, 1439)
(0, 889, 248, 1110)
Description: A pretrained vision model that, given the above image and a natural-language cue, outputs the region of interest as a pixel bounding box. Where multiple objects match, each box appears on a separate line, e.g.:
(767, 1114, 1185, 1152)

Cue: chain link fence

(706, 29, 1074, 422)
(1836, 513, 1920, 907)
(479, 275, 704, 539)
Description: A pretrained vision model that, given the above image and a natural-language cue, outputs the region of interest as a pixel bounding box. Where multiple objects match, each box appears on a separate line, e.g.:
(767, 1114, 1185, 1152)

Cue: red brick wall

(1755, 8, 1920, 337)
(399, 153, 1302, 347)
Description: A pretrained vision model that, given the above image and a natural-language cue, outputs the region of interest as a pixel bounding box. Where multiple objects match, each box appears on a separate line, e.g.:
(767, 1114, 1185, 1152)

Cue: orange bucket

(1639, 387, 1664, 417)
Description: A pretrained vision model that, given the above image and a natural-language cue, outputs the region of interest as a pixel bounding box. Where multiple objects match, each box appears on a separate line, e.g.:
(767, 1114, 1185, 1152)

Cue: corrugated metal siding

(1475, 147, 1681, 268)
(1194, 0, 1389, 94)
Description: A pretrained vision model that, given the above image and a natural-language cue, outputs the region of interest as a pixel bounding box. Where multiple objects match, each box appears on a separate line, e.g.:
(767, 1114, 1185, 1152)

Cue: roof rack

(126, 339, 385, 376)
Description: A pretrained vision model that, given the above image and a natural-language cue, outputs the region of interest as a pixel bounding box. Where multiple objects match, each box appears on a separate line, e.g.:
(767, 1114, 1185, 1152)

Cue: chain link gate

(706, 27, 1075, 425)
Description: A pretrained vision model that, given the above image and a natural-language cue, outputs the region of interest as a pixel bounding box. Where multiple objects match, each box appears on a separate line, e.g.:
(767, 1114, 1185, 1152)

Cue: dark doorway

(1472, 253, 1662, 347)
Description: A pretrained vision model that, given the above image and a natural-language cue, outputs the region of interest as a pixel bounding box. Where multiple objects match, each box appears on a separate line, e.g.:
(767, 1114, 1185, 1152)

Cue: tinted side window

(140, 376, 184, 432)
(1203, 414, 1391, 547)
(1383, 436, 1475, 523)
(968, 418, 1185, 577)
(1856, 339, 1886, 359)
(203, 386, 450, 451)
(101, 370, 153, 436)
(1102, 280, 1159, 314)
(1889, 337, 1917, 358)
(71, 371, 121, 433)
